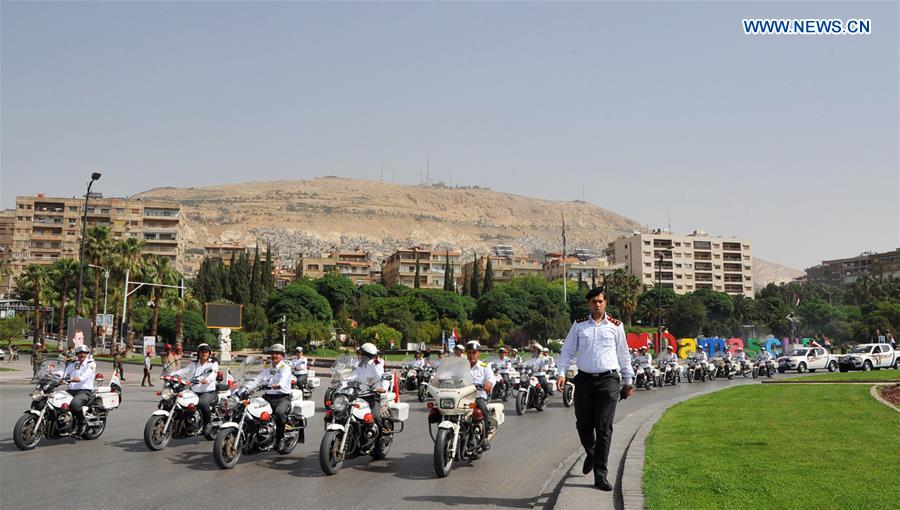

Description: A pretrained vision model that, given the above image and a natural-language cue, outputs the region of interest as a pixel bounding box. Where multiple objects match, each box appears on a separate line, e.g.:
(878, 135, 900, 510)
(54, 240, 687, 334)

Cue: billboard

(66, 317, 94, 348)
(205, 303, 242, 329)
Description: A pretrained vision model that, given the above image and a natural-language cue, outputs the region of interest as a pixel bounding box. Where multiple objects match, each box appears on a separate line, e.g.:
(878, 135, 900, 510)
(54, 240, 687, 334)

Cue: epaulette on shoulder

(607, 316, 622, 326)
(576, 316, 590, 323)
(479, 361, 489, 367)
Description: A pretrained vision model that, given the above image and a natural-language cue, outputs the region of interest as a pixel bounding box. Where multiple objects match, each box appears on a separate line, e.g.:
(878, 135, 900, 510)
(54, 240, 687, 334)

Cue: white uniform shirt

(637, 353, 653, 369)
(756, 351, 773, 361)
(694, 351, 709, 363)
(351, 358, 386, 390)
(174, 360, 219, 393)
(412, 358, 425, 369)
(735, 352, 748, 362)
(660, 353, 678, 364)
(291, 356, 309, 374)
(558, 313, 635, 385)
(59, 357, 96, 391)
(249, 360, 292, 396)
(496, 357, 512, 373)
(470, 361, 495, 400)
(529, 355, 550, 376)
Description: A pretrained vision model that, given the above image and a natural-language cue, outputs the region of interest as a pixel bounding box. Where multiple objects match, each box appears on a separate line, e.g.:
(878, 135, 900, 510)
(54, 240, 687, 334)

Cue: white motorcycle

(213, 356, 314, 469)
(14, 359, 121, 450)
(562, 365, 577, 407)
(426, 357, 504, 478)
(319, 356, 409, 475)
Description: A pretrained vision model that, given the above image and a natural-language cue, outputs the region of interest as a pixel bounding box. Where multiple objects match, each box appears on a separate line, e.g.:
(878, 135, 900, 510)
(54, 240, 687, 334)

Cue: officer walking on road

(113, 345, 126, 381)
(556, 287, 634, 491)
(32, 343, 45, 376)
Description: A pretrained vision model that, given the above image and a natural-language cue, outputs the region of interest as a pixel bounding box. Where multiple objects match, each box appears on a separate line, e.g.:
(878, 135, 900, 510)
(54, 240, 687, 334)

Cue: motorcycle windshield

(432, 357, 473, 389)
(34, 359, 63, 383)
(400, 356, 414, 368)
(232, 355, 265, 389)
(331, 355, 356, 382)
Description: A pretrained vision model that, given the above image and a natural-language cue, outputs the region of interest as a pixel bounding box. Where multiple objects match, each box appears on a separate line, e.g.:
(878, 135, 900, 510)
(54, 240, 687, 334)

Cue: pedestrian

(160, 344, 179, 376)
(141, 350, 154, 387)
(31, 342, 45, 376)
(888, 332, 896, 351)
(875, 328, 885, 344)
(113, 345, 126, 381)
(556, 287, 634, 491)
(823, 335, 833, 350)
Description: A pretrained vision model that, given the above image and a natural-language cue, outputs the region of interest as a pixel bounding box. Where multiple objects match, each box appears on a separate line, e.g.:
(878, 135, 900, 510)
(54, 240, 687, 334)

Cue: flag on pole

(794, 294, 800, 307)
(561, 212, 567, 257)
(448, 329, 458, 352)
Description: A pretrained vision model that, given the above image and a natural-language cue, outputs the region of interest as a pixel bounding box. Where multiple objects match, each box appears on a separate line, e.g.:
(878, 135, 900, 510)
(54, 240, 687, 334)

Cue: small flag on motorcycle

(393, 370, 399, 403)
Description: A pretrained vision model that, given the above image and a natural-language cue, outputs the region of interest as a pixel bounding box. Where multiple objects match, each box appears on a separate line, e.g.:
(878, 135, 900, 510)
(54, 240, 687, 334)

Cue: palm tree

(18, 264, 50, 344)
(144, 255, 177, 337)
(85, 226, 112, 322)
(111, 237, 146, 343)
(49, 258, 80, 336)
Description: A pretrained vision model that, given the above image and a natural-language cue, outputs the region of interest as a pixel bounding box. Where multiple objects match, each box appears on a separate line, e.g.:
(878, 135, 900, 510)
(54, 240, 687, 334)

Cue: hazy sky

(2, 1, 897, 270)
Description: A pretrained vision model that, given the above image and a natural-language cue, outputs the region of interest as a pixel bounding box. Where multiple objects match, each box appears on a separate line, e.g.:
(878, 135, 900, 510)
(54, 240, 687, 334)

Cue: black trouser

(114, 362, 125, 380)
(363, 395, 384, 431)
(296, 373, 309, 389)
(67, 389, 92, 426)
(196, 391, 217, 429)
(573, 371, 620, 478)
(537, 375, 552, 397)
(475, 397, 492, 434)
(263, 394, 291, 440)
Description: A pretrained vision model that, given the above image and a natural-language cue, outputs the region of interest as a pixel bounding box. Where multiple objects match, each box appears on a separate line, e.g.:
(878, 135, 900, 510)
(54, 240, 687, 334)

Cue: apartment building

(381, 246, 462, 289)
(299, 249, 376, 286)
(606, 230, 753, 297)
(205, 244, 252, 265)
(0, 211, 14, 298)
(806, 248, 900, 287)
(5, 194, 183, 288)
(543, 252, 616, 286)
(460, 246, 543, 288)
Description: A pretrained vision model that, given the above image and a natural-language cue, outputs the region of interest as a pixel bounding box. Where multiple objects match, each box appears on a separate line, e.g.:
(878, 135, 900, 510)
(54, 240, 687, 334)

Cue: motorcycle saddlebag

(487, 403, 505, 426)
(388, 402, 409, 421)
(292, 400, 315, 419)
(99, 391, 120, 409)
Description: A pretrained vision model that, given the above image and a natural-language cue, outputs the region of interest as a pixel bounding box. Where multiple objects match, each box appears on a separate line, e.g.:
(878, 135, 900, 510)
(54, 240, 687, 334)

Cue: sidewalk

(552, 385, 730, 510)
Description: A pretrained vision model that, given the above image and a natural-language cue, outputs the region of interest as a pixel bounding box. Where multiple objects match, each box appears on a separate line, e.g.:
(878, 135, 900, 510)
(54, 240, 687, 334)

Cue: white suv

(777, 347, 837, 373)
(838, 343, 899, 372)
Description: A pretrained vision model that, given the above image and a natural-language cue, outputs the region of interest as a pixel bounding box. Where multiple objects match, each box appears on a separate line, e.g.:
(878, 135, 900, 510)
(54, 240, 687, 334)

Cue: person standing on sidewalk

(141, 350, 154, 387)
(557, 287, 634, 491)
(32, 343, 45, 376)
(113, 345, 126, 381)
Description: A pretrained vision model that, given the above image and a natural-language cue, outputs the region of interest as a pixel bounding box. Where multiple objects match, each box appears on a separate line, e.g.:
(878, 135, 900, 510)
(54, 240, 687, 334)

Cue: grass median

(792, 370, 900, 382)
(644, 384, 900, 510)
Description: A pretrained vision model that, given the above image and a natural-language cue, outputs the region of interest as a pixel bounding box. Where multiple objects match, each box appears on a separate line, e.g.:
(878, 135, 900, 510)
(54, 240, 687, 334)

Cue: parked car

(776, 346, 838, 373)
(838, 343, 899, 372)
(0, 348, 5, 361)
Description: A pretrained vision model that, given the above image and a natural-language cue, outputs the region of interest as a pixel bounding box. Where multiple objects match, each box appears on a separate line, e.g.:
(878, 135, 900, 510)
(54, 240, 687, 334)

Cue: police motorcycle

(143, 361, 231, 451)
(487, 358, 511, 403)
(14, 358, 122, 450)
(417, 364, 435, 403)
(685, 355, 706, 383)
(561, 364, 577, 407)
(399, 356, 419, 393)
(660, 359, 680, 386)
(324, 357, 354, 408)
(721, 356, 738, 380)
(752, 356, 776, 379)
(212, 355, 314, 469)
(291, 368, 321, 400)
(319, 355, 409, 475)
(633, 359, 654, 390)
(545, 359, 559, 395)
(515, 365, 547, 415)
(426, 357, 504, 478)
(737, 357, 753, 377)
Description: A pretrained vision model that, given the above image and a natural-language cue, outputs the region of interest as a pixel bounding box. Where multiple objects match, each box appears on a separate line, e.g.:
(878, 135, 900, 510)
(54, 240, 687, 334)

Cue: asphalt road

(0, 368, 777, 510)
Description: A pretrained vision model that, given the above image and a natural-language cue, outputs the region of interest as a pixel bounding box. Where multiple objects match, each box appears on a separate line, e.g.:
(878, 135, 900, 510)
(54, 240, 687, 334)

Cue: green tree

(233, 251, 251, 304)
(144, 255, 178, 337)
(0, 315, 26, 346)
(18, 264, 50, 343)
(49, 258, 79, 336)
(483, 256, 494, 294)
(443, 251, 455, 292)
(358, 323, 402, 352)
(667, 296, 707, 338)
(266, 282, 333, 325)
(242, 303, 269, 332)
(469, 253, 481, 299)
(315, 272, 358, 317)
(250, 244, 261, 305)
(414, 288, 471, 323)
(604, 268, 642, 325)
(85, 226, 112, 321)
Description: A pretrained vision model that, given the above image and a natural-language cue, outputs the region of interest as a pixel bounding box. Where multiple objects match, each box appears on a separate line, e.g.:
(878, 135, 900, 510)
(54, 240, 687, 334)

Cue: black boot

(594, 471, 612, 491)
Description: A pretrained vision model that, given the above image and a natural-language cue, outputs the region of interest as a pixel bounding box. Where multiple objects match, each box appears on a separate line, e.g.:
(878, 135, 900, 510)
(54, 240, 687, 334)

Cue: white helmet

(465, 341, 481, 352)
(295, 346, 304, 353)
(541, 346, 550, 353)
(358, 342, 378, 357)
(268, 343, 286, 354)
(74, 345, 91, 354)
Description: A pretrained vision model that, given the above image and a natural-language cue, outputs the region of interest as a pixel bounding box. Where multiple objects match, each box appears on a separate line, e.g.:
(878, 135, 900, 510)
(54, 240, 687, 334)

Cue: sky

(1, 1, 897, 270)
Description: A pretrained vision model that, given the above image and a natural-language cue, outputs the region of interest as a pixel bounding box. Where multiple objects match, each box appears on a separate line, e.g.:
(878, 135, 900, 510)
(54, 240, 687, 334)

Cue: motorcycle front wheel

(563, 385, 574, 407)
(433, 427, 454, 478)
(213, 428, 242, 469)
(13, 413, 43, 450)
(417, 385, 427, 403)
(515, 392, 526, 415)
(319, 429, 345, 475)
(144, 414, 173, 451)
(687, 369, 693, 383)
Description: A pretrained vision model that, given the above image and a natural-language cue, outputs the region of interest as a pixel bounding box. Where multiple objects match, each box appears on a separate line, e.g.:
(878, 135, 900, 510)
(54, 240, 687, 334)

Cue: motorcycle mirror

(382, 373, 394, 381)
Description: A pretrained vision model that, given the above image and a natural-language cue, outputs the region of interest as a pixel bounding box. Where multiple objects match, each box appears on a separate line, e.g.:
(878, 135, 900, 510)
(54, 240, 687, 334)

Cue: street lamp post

(88, 264, 109, 350)
(75, 172, 102, 317)
(657, 250, 664, 353)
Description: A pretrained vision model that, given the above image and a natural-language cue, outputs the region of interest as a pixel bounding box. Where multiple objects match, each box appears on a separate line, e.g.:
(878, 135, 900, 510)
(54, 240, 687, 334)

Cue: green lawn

(0, 367, 16, 372)
(795, 370, 900, 382)
(645, 384, 900, 510)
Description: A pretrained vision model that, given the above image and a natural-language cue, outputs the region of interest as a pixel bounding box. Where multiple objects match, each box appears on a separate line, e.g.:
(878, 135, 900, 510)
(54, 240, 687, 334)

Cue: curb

(762, 380, 899, 384)
(870, 385, 900, 414)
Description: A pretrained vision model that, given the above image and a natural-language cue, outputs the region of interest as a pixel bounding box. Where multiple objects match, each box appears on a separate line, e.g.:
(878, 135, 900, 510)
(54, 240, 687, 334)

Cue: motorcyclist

(432, 351, 444, 368)
(291, 346, 309, 389)
(756, 346, 774, 362)
(542, 347, 557, 394)
(529, 344, 552, 396)
(465, 341, 495, 450)
(173, 343, 219, 435)
(412, 351, 426, 369)
(735, 348, 748, 365)
(510, 348, 523, 365)
(660, 345, 678, 365)
(495, 347, 512, 389)
(453, 344, 465, 357)
(350, 342, 388, 432)
(245, 344, 293, 450)
(56, 344, 95, 435)
(693, 347, 709, 363)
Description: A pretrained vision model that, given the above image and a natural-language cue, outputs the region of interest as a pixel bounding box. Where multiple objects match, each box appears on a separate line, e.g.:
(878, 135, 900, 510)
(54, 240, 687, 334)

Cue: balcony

(695, 272, 713, 282)
(693, 241, 711, 250)
(724, 263, 742, 272)
(695, 262, 712, 271)
(143, 209, 180, 218)
(723, 242, 742, 252)
(724, 284, 744, 294)
(723, 253, 742, 262)
(694, 251, 711, 261)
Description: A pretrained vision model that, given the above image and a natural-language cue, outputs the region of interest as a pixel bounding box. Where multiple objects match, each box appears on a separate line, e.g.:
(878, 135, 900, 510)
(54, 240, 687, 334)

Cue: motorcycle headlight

(31, 389, 43, 400)
(161, 388, 175, 400)
(439, 398, 455, 410)
(332, 395, 350, 412)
